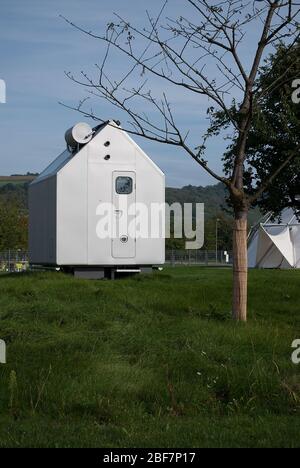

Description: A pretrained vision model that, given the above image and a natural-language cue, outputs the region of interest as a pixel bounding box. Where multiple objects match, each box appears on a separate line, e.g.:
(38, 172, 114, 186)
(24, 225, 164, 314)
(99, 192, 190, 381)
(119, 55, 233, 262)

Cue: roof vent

(65, 122, 93, 149)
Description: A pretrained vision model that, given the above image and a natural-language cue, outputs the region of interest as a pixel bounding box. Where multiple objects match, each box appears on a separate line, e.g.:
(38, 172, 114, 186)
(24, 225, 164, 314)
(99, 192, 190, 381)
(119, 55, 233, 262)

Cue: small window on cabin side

(116, 176, 133, 194)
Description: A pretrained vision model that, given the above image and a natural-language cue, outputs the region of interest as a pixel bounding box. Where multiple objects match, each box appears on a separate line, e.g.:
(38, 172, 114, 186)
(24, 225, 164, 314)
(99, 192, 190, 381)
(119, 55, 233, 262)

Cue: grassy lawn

(0, 267, 299, 448)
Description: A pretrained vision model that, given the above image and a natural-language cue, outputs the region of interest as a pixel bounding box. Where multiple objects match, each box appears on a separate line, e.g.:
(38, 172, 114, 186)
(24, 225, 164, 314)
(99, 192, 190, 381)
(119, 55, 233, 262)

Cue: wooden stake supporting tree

(62, 0, 300, 321)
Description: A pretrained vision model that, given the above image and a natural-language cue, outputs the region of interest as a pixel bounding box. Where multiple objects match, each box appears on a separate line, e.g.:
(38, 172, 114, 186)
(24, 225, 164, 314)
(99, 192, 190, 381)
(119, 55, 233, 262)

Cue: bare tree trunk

(232, 212, 248, 321)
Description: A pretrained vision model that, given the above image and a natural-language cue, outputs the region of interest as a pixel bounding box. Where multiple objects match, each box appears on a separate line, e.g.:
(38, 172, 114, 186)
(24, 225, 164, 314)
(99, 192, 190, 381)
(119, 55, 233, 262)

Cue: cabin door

(112, 171, 136, 259)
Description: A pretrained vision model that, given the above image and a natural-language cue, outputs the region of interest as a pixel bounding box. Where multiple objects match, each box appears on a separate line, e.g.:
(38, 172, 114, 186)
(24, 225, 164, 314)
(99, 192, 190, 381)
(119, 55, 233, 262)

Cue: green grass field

(0, 267, 299, 448)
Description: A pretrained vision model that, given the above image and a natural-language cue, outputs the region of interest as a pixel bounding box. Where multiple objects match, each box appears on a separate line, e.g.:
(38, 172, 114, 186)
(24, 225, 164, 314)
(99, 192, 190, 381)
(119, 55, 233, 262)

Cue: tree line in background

(0, 186, 28, 251)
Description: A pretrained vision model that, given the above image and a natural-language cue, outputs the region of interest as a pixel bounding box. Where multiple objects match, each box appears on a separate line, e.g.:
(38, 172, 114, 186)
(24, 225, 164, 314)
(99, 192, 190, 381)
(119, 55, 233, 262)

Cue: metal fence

(0, 250, 29, 272)
(0, 249, 232, 273)
(165, 249, 233, 266)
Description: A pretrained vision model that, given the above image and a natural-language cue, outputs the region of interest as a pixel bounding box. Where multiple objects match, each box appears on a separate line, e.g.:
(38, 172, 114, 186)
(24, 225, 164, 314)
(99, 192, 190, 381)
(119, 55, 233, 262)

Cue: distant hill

(166, 183, 227, 220)
(166, 183, 261, 224)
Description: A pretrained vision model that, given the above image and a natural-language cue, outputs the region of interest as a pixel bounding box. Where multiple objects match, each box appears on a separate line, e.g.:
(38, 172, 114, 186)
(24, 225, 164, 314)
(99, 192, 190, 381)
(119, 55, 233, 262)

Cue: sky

(0, 0, 267, 187)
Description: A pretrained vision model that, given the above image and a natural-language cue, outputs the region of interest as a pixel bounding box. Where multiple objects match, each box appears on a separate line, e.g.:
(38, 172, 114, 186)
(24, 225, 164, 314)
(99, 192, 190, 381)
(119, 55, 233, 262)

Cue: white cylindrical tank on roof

(65, 122, 93, 148)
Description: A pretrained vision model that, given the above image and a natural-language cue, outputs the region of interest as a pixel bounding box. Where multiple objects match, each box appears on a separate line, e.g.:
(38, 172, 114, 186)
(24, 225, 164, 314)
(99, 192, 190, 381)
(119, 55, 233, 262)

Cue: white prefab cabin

(29, 121, 165, 278)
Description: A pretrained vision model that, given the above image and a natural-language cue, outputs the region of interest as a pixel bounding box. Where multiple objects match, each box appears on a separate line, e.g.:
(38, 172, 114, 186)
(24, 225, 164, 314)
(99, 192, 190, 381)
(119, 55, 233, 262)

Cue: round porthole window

(104, 155, 111, 160)
(104, 141, 110, 147)
(120, 235, 128, 243)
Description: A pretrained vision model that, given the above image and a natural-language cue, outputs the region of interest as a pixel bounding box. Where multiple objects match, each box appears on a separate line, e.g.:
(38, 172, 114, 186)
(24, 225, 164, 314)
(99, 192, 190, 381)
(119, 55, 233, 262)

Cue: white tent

(248, 208, 300, 269)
